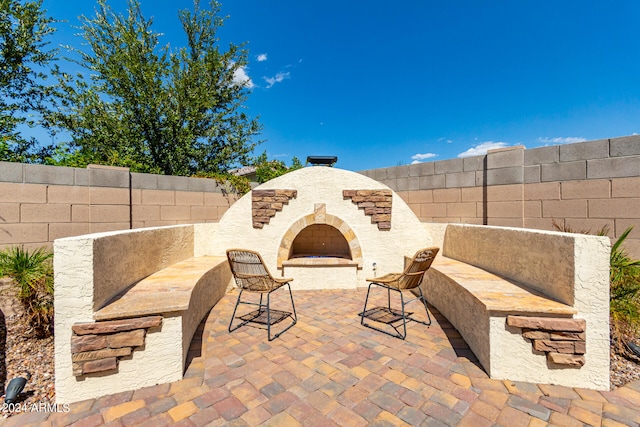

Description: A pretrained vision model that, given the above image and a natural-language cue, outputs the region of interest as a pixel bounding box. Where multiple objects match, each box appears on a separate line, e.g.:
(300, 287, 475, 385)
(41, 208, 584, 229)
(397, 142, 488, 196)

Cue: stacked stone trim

(507, 315, 586, 367)
(71, 316, 162, 376)
(343, 189, 393, 230)
(252, 189, 297, 228)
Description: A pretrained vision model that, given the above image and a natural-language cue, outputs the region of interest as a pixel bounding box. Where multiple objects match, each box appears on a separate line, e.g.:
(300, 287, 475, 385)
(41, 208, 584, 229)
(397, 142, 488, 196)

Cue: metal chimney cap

(306, 156, 337, 166)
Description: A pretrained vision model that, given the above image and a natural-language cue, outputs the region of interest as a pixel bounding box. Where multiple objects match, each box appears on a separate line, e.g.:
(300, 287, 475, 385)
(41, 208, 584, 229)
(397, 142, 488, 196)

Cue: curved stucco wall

(92, 226, 195, 310)
(207, 167, 434, 287)
(423, 223, 611, 390)
(442, 224, 578, 306)
(54, 225, 196, 403)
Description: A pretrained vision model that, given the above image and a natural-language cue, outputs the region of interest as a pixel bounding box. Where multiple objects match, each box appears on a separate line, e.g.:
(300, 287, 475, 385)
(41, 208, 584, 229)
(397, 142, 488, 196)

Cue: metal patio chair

(360, 247, 439, 339)
(226, 249, 297, 341)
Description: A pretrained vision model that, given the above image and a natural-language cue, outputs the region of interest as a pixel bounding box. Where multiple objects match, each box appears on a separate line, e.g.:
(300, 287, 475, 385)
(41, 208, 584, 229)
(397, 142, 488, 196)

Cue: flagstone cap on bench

(94, 256, 227, 320)
(432, 257, 577, 315)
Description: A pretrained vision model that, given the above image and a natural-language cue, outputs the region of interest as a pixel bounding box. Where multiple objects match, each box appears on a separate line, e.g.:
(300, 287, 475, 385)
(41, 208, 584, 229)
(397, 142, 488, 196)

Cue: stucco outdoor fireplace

(208, 167, 434, 290)
(53, 163, 612, 403)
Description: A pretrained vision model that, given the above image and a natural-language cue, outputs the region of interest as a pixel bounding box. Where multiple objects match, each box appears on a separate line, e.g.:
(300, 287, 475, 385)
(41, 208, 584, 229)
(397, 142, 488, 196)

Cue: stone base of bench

(507, 315, 586, 367)
(71, 316, 163, 376)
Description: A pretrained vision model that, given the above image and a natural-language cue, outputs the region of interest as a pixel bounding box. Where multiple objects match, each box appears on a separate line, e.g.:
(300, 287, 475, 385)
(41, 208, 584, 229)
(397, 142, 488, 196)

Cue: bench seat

(430, 256, 576, 316)
(94, 256, 228, 320)
(423, 256, 584, 383)
(70, 255, 231, 388)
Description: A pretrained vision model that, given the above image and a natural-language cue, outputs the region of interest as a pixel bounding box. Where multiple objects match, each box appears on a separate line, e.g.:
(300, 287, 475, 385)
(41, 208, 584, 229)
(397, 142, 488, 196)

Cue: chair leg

(360, 282, 406, 340)
(229, 285, 297, 340)
(399, 291, 408, 339)
(361, 283, 432, 339)
(228, 289, 245, 333)
(229, 290, 270, 334)
(360, 282, 374, 326)
(416, 287, 432, 326)
(287, 282, 298, 325)
(403, 287, 432, 326)
(267, 282, 297, 341)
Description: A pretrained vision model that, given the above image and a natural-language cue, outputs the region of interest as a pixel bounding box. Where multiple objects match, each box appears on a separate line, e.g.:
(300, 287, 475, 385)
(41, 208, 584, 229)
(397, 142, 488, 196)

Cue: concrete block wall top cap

(87, 164, 130, 172)
(487, 145, 525, 154)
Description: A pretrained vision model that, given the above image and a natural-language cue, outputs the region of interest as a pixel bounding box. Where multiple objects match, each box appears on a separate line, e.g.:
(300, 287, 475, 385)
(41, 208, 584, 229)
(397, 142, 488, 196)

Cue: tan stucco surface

(52, 170, 612, 403)
(209, 167, 434, 289)
(282, 264, 359, 290)
(431, 257, 577, 314)
(91, 226, 195, 310)
(422, 223, 611, 390)
(93, 256, 227, 320)
(53, 225, 227, 403)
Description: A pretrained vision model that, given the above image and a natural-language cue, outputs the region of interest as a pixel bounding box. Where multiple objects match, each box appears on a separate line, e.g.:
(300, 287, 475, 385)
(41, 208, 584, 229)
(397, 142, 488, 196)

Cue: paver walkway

(4, 288, 640, 426)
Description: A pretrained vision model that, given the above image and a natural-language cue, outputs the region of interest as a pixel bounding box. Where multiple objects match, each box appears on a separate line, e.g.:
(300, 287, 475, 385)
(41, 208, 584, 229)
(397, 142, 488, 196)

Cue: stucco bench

(70, 256, 230, 379)
(423, 256, 587, 380)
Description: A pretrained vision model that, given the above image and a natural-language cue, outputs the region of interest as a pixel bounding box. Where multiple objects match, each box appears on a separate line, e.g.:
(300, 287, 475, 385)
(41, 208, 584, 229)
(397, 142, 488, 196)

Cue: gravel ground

(1, 292, 640, 419)
(1, 312, 55, 419)
(611, 348, 640, 388)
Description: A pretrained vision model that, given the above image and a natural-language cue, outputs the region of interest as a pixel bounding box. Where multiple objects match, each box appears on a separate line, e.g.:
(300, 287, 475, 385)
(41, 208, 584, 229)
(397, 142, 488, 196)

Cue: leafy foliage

(0, 246, 54, 338)
(192, 171, 251, 195)
(253, 151, 303, 184)
(0, 0, 57, 162)
(608, 227, 640, 354)
(550, 218, 608, 237)
(49, 0, 261, 175)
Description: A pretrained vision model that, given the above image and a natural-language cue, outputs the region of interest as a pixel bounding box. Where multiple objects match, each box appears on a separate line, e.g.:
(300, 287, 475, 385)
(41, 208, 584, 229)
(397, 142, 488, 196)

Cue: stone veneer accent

(343, 190, 392, 230)
(71, 316, 162, 376)
(507, 315, 586, 367)
(252, 189, 297, 228)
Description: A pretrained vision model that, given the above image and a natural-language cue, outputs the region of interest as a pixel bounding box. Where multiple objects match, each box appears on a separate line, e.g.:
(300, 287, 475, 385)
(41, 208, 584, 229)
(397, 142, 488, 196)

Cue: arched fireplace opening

(276, 205, 363, 270)
(289, 224, 351, 260)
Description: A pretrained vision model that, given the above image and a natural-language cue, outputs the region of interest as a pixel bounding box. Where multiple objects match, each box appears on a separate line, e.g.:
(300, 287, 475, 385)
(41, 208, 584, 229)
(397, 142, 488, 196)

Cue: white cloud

(232, 65, 254, 88)
(257, 53, 268, 62)
(537, 137, 587, 145)
(411, 153, 437, 163)
(263, 71, 290, 88)
(457, 141, 509, 158)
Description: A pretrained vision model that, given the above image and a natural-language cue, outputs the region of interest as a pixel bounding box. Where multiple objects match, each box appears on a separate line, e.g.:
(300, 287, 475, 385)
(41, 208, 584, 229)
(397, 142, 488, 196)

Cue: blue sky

(41, 0, 640, 171)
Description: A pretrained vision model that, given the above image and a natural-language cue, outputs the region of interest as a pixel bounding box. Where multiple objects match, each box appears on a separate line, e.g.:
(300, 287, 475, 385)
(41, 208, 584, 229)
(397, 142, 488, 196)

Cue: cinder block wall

(359, 135, 640, 258)
(0, 164, 238, 250)
(2, 135, 638, 256)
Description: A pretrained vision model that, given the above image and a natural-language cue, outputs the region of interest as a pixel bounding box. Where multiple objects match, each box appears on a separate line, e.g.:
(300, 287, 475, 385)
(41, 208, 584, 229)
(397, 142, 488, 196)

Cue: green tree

(50, 0, 261, 175)
(0, 0, 56, 162)
(253, 151, 303, 183)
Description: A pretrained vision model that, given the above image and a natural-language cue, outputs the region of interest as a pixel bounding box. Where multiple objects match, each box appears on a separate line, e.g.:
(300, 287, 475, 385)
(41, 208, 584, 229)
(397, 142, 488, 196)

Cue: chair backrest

(398, 247, 439, 290)
(226, 249, 276, 292)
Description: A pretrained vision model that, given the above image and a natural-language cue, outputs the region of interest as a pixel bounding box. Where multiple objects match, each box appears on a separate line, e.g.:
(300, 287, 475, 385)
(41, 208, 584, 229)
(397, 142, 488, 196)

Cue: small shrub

(0, 246, 54, 338)
(608, 227, 640, 355)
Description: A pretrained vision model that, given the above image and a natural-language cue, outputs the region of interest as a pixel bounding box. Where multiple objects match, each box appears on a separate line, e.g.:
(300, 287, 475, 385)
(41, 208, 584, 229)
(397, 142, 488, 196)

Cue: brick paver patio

(4, 288, 640, 426)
